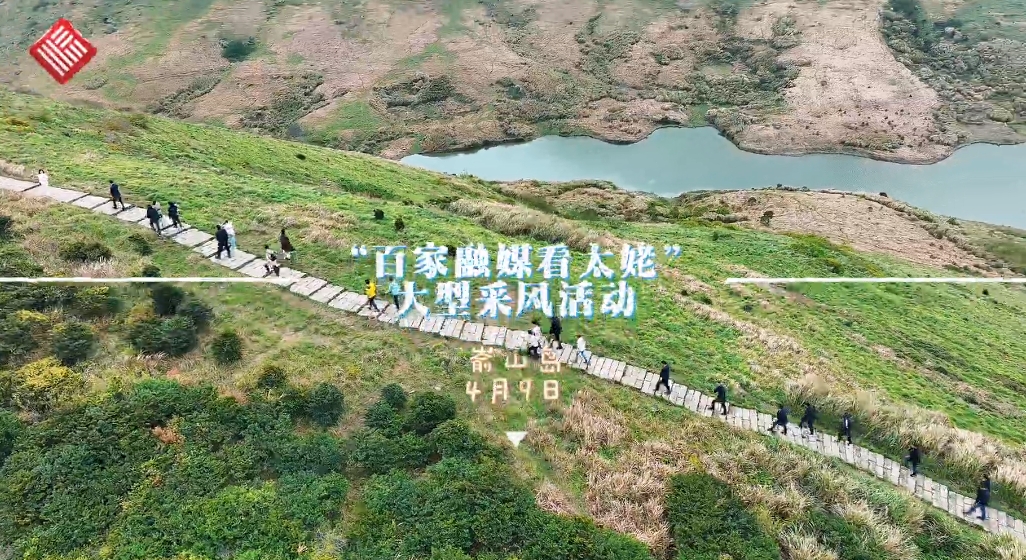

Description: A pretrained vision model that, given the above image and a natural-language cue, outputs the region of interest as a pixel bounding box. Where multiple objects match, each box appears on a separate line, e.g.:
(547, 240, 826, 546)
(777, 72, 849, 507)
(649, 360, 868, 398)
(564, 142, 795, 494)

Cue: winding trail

(2, 175, 1024, 542)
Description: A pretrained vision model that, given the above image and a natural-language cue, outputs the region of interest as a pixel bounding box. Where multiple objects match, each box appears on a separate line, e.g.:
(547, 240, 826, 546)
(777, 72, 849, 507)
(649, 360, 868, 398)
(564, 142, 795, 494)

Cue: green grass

(954, 0, 1026, 42)
(395, 42, 456, 71)
(6, 89, 1026, 515)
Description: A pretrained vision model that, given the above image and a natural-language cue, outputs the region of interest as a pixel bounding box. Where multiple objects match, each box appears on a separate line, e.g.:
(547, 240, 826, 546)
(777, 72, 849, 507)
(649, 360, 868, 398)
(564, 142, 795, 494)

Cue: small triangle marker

(506, 431, 528, 448)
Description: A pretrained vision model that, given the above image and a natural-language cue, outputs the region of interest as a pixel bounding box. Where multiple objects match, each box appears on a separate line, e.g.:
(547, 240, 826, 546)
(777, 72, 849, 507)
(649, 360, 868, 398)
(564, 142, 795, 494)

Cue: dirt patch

(720, 189, 987, 269)
(735, 0, 948, 164)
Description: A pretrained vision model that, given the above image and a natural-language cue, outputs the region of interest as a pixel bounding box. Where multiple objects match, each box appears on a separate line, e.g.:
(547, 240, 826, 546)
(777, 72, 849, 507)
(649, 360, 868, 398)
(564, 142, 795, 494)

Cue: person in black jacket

(109, 180, 123, 209)
(215, 224, 231, 259)
(168, 202, 182, 230)
(769, 404, 789, 435)
(965, 474, 992, 520)
(145, 204, 162, 236)
(799, 402, 817, 437)
(549, 315, 563, 350)
(655, 361, 672, 395)
(905, 446, 922, 477)
(708, 383, 728, 415)
(838, 411, 854, 445)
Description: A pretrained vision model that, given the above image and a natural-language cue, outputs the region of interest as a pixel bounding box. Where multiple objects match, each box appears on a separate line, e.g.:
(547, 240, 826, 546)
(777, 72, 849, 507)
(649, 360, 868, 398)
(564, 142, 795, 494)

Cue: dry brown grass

(446, 198, 608, 252)
(779, 526, 840, 560)
(535, 481, 579, 516)
(151, 425, 184, 445)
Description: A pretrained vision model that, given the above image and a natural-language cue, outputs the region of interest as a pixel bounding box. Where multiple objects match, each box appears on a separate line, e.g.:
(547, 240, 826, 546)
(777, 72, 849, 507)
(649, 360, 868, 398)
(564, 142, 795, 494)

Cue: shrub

(150, 284, 185, 316)
(52, 321, 96, 366)
(11, 357, 86, 412)
(0, 315, 38, 366)
(428, 419, 497, 461)
(405, 392, 457, 435)
(256, 364, 288, 389)
(381, 383, 408, 410)
(0, 410, 21, 466)
(306, 382, 345, 427)
(210, 329, 243, 365)
(523, 511, 654, 560)
(127, 232, 153, 255)
(274, 432, 346, 476)
(178, 298, 214, 331)
(365, 400, 401, 434)
(140, 264, 161, 277)
(0, 215, 13, 239)
(72, 286, 120, 318)
(665, 472, 780, 560)
(394, 217, 405, 232)
(221, 37, 257, 62)
(373, 209, 385, 220)
(59, 240, 113, 262)
(129, 316, 198, 357)
(760, 210, 774, 226)
(350, 428, 432, 474)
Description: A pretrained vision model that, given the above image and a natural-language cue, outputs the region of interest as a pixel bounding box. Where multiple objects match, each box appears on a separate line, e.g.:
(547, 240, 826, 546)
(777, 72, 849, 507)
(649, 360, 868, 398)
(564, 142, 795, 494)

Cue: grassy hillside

(2, 180, 1023, 560)
(3, 0, 1021, 162)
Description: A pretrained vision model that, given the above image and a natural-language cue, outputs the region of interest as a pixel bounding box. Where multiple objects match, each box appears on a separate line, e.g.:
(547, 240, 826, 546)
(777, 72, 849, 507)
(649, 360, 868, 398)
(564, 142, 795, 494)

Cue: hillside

(1, 0, 1023, 162)
(4, 89, 1026, 558)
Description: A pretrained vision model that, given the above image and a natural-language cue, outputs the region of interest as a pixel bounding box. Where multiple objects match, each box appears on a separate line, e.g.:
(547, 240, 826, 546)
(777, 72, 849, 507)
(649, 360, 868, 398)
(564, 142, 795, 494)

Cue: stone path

(1, 176, 1022, 541)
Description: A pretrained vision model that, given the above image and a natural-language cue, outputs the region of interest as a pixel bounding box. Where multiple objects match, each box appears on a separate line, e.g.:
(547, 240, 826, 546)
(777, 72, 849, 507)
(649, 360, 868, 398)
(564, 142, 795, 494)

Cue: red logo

(29, 19, 96, 85)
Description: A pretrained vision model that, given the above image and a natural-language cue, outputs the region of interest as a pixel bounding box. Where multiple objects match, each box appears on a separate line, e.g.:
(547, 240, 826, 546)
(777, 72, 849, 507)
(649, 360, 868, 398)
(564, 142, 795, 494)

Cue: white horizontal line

(725, 277, 1026, 284)
(0, 277, 289, 284)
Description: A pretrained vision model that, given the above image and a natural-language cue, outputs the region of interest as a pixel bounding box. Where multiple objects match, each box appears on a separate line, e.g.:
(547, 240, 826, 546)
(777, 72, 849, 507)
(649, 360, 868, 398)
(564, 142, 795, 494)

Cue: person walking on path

(37, 169, 48, 188)
(799, 403, 818, 437)
(365, 279, 379, 312)
(528, 320, 543, 359)
(966, 475, 992, 521)
(549, 315, 563, 350)
(145, 204, 163, 237)
(264, 247, 280, 277)
(839, 412, 854, 445)
(215, 225, 231, 259)
(575, 334, 592, 367)
(769, 404, 790, 435)
(168, 202, 182, 231)
(655, 361, 672, 395)
(109, 180, 124, 209)
(709, 382, 728, 415)
(906, 446, 922, 477)
(223, 220, 237, 251)
(152, 201, 163, 231)
(387, 276, 401, 308)
(279, 228, 294, 261)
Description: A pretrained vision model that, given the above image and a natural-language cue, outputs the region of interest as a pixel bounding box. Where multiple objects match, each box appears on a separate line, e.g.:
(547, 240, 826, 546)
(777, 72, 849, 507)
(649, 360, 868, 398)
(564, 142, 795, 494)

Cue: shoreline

(395, 122, 1026, 167)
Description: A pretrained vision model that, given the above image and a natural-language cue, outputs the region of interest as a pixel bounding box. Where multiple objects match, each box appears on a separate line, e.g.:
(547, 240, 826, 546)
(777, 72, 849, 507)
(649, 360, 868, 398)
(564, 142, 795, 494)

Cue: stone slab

(172, 227, 212, 248)
(440, 318, 466, 338)
(115, 206, 148, 223)
(0, 177, 37, 192)
(398, 309, 425, 329)
(460, 322, 484, 342)
(482, 325, 506, 346)
(211, 250, 256, 270)
(274, 267, 305, 287)
(22, 185, 85, 202)
(237, 260, 270, 278)
(377, 305, 401, 324)
(328, 293, 354, 311)
(357, 299, 390, 317)
(290, 277, 328, 297)
(71, 195, 109, 209)
(193, 239, 221, 258)
(309, 285, 345, 304)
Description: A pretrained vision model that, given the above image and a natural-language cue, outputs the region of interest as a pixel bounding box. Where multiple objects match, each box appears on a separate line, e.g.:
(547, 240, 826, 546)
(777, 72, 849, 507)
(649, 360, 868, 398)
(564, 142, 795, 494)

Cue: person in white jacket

(222, 220, 237, 250)
(576, 334, 591, 367)
(37, 169, 48, 188)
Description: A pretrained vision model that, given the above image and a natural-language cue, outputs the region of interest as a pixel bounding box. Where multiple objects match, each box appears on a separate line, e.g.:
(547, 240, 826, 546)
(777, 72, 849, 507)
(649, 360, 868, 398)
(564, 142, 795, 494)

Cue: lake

(401, 127, 1026, 229)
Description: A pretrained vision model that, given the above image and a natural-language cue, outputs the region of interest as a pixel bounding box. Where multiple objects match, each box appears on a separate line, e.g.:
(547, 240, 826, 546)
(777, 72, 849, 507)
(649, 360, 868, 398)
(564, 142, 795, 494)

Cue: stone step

(72, 195, 109, 209)
(290, 276, 328, 297)
(22, 185, 86, 203)
(309, 284, 345, 304)
(0, 177, 37, 192)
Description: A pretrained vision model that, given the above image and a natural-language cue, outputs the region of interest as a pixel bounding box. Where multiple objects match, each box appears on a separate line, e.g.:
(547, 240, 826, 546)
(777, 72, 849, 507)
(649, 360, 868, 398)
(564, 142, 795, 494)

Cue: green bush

(0, 215, 13, 239)
(364, 400, 401, 434)
(59, 240, 113, 262)
(381, 382, 407, 410)
(10, 357, 86, 413)
(127, 232, 153, 255)
(405, 392, 456, 435)
(0, 315, 37, 366)
(522, 511, 654, 560)
(128, 316, 198, 357)
(221, 37, 258, 62)
(210, 329, 243, 365)
(51, 320, 96, 366)
(71, 286, 120, 318)
(306, 382, 344, 427)
(428, 419, 498, 461)
(179, 297, 214, 330)
(140, 264, 161, 277)
(0, 410, 20, 466)
(257, 364, 288, 390)
(274, 432, 346, 476)
(665, 473, 780, 560)
(150, 284, 185, 316)
(350, 428, 432, 474)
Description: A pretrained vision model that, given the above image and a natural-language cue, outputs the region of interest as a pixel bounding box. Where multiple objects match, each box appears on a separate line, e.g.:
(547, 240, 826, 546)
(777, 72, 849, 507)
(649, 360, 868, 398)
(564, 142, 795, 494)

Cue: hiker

(168, 202, 182, 230)
(528, 320, 543, 359)
(365, 279, 379, 312)
(799, 402, 818, 437)
(905, 446, 922, 477)
(264, 249, 280, 277)
(37, 169, 48, 188)
(549, 315, 563, 350)
(655, 361, 672, 395)
(576, 334, 592, 367)
(146, 204, 162, 236)
(223, 220, 237, 250)
(279, 228, 294, 261)
(152, 201, 163, 230)
(769, 404, 789, 435)
(838, 411, 854, 445)
(109, 180, 123, 209)
(965, 475, 992, 521)
(387, 276, 401, 308)
(215, 224, 231, 259)
(709, 382, 728, 415)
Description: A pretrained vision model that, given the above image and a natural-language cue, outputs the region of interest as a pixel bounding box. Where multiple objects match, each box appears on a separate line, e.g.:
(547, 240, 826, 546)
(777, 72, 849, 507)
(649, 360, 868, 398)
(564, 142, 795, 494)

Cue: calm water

(401, 127, 1026, 229)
